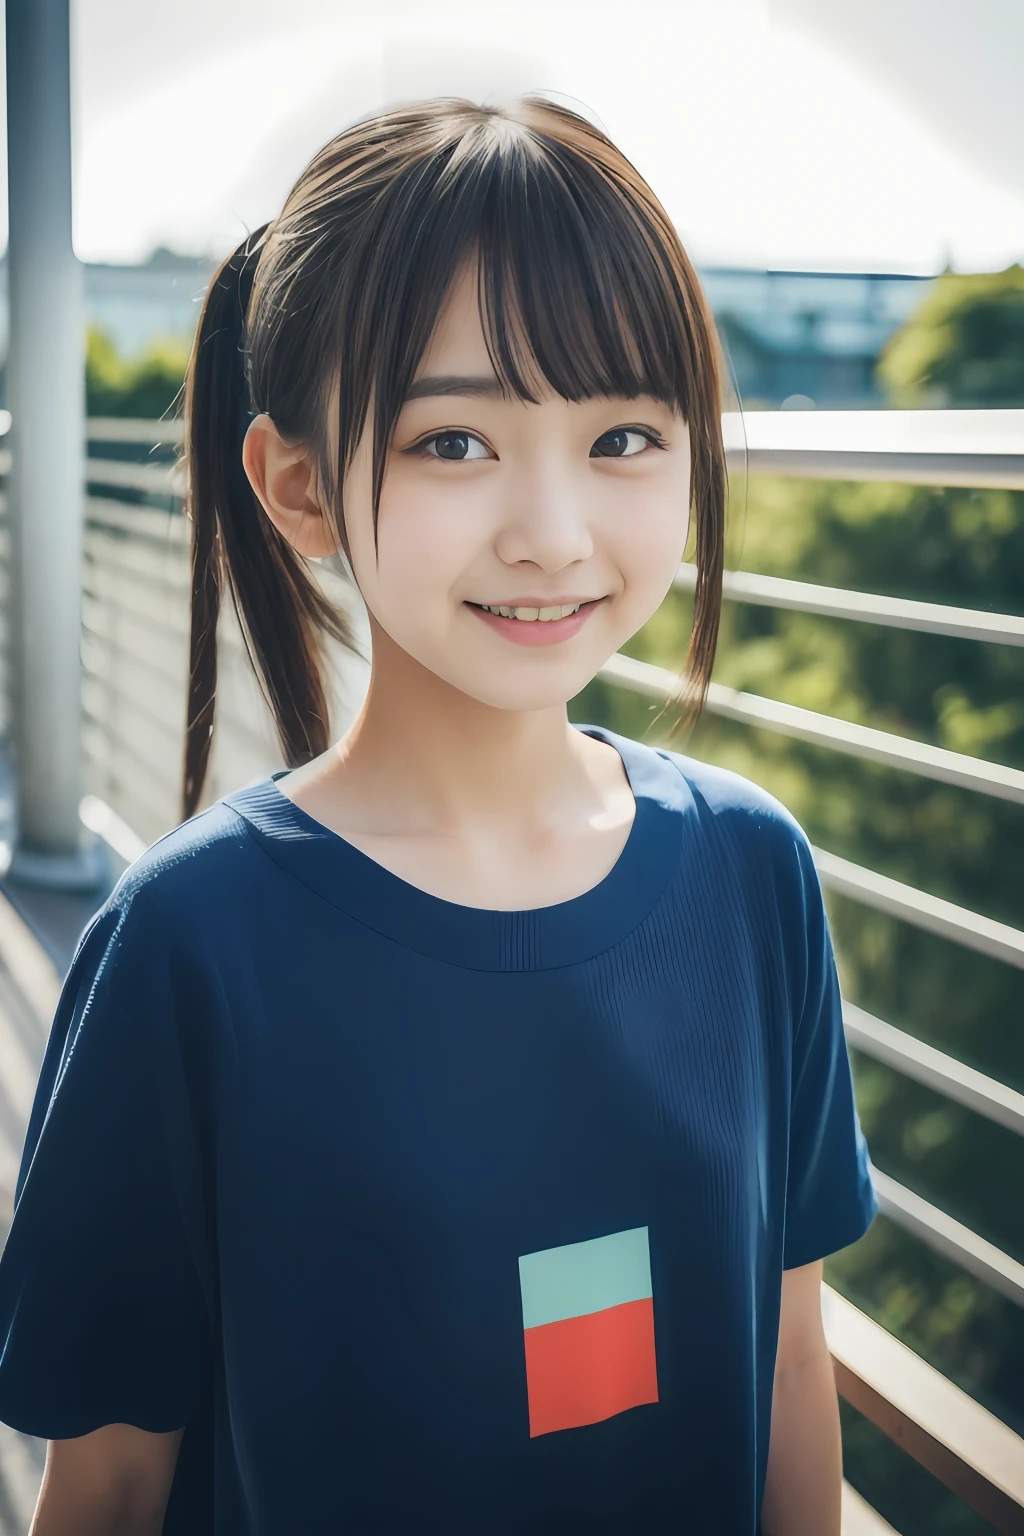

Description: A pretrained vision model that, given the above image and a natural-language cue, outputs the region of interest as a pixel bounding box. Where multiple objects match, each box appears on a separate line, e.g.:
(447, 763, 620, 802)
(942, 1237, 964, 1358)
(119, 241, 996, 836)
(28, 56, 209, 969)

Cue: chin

(442, 670, 592, 714)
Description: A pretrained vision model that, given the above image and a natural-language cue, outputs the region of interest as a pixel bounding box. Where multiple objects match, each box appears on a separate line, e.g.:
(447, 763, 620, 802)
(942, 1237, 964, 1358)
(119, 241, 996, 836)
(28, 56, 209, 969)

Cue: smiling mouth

(465, 599, 603, 623)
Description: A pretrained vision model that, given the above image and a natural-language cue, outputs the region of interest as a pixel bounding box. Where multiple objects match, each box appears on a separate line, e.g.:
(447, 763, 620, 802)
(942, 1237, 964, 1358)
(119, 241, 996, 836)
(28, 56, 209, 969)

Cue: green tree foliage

(723, 482, 1024, 1533)
(574, 267, 1024, 1532)
(878, 263, 1024, 408)
(85, 324, 190, 419)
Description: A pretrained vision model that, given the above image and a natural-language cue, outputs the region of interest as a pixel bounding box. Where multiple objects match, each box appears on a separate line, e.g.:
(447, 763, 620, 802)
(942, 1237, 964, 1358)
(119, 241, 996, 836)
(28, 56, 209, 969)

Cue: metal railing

(724, 406, 1024, 490)
(604, 409, 1024, 1532)
(71, 420, 367, 844)
(825, 1284, 1024, 1533)
(4, 410, 1023, 1532)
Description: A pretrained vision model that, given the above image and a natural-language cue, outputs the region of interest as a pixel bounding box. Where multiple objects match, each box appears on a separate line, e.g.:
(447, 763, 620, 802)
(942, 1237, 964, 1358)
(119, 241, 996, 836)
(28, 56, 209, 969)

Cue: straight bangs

(472, 134, 699, 417)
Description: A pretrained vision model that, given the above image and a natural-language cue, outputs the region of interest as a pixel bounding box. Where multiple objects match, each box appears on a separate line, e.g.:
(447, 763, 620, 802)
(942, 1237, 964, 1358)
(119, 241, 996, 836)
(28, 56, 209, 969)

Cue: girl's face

(341, 263, 693, 713)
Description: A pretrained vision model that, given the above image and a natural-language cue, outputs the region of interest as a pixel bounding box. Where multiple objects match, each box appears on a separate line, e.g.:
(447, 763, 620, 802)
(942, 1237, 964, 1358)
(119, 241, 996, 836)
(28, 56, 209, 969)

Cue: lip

(464, 596, 605, 647)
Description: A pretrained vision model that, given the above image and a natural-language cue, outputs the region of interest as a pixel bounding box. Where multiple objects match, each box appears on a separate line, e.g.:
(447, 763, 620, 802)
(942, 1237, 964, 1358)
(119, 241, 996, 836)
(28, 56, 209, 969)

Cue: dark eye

(423, 431, 489, 461)
(590, 428, 651, 459)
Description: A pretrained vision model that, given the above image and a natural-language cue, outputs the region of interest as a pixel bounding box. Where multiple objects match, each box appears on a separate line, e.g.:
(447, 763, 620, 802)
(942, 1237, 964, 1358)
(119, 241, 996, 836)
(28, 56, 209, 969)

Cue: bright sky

(9, 0, 1024, 272)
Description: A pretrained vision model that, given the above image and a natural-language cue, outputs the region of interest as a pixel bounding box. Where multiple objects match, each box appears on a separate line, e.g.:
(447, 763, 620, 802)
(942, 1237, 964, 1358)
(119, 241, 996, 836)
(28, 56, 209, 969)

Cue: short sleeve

(0, 901, 211, 1439)
(781, 829, 878, 1270)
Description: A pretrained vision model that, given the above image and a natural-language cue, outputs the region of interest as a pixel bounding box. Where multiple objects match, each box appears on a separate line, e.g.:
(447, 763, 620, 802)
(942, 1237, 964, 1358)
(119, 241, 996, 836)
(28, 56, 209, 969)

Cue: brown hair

(180, 96, 727, 820)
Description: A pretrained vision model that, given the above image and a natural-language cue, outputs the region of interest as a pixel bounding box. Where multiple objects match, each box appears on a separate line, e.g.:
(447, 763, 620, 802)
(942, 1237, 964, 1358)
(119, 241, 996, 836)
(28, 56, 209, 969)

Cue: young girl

(0, 97, 876, 1534)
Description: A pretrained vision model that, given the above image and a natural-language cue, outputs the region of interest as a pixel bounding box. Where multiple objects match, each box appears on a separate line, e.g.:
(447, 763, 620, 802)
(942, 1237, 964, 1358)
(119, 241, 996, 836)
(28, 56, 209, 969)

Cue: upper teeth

(480, 602, 583, 621)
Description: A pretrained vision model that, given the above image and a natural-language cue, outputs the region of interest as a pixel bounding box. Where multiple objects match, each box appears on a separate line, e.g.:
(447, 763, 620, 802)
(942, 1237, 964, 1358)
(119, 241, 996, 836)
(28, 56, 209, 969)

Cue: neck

(313, 618, 617, 838)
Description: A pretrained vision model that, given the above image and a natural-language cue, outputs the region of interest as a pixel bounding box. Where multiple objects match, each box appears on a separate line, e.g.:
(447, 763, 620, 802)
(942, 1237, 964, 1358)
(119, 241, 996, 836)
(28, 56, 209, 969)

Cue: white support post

(5, 0, 104, 890)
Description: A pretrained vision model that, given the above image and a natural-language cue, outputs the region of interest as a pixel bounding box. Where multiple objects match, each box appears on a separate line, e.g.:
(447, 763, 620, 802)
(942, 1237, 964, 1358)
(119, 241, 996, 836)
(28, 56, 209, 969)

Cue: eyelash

(408, 425, 669, 458)
(614, 426, 669, 452)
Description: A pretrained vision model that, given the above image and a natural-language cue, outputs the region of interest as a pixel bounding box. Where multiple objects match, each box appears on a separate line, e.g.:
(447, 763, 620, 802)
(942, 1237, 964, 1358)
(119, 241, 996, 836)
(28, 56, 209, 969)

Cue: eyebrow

(404, 374, 507, 401)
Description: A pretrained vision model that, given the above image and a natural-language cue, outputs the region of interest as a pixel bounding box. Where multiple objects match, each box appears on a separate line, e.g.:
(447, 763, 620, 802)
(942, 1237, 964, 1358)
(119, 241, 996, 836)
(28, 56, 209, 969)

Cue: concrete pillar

(5, 0, 103, 889)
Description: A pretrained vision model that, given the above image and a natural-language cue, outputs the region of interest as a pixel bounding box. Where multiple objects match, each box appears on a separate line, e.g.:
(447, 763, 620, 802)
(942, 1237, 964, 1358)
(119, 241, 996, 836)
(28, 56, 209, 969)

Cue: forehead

(413, 264, 493, 380)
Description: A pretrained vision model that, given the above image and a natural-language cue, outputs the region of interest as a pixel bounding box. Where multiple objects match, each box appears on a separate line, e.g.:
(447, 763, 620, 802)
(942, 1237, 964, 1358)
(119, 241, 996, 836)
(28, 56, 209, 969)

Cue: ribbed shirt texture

(0, 724, 877, 1533)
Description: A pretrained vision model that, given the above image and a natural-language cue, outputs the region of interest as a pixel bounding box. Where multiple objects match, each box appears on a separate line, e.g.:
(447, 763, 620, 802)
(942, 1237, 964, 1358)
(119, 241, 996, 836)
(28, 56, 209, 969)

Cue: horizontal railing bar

(840, 1482, 899, 1536)
(673, 563, 1024, 648)
(871, 1166, 1024, 1308)
(598, 652, 1024, 806)
(823, 1283, 1024, 1533)
(730, 448, 1024, 491)
(86, 495, 189, 547)
(812, 844, 1024, 970)
(844, 1002, 1024, 1137)
(86, 458, 185, 496)
(87, 417, 184, 445)
(79, 795, 147, 865)
(730, 409, 1024, 455)
(725, 408, 1024, 491)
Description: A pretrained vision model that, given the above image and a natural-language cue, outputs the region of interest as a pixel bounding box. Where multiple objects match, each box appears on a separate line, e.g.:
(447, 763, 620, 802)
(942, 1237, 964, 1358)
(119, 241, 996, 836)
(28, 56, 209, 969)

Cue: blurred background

(0, 1, 1020, 1531)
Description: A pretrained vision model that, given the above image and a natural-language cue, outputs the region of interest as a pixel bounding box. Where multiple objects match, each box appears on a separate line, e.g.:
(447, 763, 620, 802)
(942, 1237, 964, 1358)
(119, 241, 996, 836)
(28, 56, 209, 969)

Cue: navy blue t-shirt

(0, 724, 876, 1533)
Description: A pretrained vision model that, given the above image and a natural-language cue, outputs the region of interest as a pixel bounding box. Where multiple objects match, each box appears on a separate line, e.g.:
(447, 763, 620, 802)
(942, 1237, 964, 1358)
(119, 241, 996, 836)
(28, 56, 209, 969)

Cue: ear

(241, 414, 339, 559)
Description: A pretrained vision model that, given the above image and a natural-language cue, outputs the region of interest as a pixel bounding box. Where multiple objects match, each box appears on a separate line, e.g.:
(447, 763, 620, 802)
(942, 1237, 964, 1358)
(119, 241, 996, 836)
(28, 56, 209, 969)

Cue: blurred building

(703, 267, 935, 409)
(0, 250, 935, 410)
(0, 246, 211, 365)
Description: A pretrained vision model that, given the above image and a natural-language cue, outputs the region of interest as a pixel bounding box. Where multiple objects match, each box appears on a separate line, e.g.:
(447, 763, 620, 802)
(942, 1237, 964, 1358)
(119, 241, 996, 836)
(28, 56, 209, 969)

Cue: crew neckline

(224, 724, 689, 971)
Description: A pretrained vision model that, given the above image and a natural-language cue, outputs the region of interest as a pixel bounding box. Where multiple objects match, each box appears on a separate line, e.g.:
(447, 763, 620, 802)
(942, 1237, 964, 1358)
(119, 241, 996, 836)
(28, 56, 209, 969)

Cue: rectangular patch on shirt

(518, 1225, 659, 1437)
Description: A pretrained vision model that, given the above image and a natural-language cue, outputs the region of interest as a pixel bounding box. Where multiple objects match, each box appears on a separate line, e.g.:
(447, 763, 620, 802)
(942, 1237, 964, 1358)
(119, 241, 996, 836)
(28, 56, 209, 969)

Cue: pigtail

(679, 409, 726, 731)
(180, 226, 346, 822)
(674, 293, 727, 739)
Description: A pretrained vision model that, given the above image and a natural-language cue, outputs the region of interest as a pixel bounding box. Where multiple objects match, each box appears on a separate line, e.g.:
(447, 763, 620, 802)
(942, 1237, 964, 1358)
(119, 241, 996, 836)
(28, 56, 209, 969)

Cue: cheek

(360, 476, 487, 614)
(604, 479, 690, 591)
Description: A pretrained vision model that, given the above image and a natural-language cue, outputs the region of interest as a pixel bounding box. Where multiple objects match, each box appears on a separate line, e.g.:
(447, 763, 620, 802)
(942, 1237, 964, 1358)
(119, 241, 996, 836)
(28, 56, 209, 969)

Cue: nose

(493, 457, 595, 573)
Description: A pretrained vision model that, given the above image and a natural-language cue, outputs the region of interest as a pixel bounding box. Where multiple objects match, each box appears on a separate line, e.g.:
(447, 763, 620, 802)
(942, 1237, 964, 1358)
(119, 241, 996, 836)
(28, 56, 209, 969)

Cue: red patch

(522, 1295, 659, 1437)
